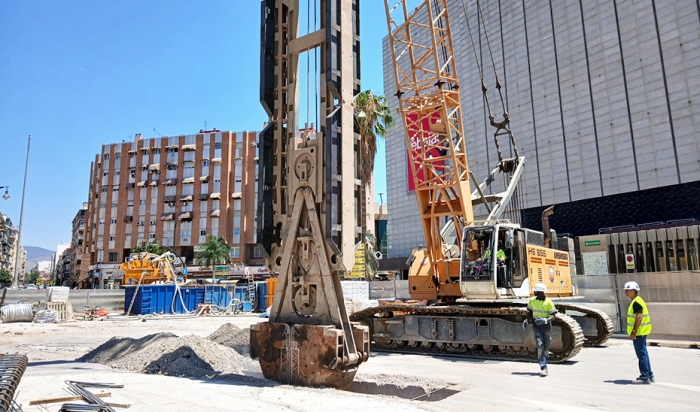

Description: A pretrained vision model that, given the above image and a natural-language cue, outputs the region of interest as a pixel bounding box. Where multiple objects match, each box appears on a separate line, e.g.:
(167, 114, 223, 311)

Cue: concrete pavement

(7, 316, 700, 411)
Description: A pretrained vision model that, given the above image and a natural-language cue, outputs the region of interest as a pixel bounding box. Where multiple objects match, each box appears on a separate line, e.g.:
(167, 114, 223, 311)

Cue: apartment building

(0, 214, 12, 273)
(81, 130, 262, 285)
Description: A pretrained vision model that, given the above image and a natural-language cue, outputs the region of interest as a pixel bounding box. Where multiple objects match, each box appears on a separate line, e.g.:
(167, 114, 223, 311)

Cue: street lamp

(0, 186, 9, 201)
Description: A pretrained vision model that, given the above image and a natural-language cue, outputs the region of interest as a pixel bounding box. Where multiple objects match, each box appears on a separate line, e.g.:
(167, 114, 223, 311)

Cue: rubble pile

(207, 323, 251, 355)
(78, 331, 260, 379)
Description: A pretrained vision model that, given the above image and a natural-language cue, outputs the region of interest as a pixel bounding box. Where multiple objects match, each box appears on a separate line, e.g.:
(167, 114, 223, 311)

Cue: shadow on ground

(604, 379, 635, 385)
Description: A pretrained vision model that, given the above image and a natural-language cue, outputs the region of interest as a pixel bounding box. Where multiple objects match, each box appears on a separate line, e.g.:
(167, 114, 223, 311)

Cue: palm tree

(363, 231, 379, 281)
(195, 235, 231, 268)
(354, 90, 394, 186)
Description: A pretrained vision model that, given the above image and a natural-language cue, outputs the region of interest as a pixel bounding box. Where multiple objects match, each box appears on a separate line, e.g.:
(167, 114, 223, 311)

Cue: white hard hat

(624, 281, 640, 291)
(533, 282, 547, 293)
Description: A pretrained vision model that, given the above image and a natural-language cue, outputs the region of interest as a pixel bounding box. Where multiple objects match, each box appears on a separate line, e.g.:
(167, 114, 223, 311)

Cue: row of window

(102, 142, 225, 161)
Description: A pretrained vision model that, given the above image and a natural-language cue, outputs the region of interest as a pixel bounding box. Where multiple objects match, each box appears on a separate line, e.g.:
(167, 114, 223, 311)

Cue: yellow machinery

(349, 0, 612, 363)
(118, 252, 178, 286)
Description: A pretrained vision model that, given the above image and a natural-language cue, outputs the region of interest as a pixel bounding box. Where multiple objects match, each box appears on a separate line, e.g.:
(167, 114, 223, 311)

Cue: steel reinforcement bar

(0, 354, 28, 411)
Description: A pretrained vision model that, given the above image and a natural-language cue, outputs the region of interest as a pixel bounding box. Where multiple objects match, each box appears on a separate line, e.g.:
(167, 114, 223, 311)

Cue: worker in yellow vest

(624, 281, 654, 384)
(524, 282, 557, 377)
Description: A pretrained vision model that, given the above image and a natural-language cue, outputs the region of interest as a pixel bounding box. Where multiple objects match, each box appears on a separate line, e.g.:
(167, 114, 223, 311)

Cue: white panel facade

(383, 0, 700, 257)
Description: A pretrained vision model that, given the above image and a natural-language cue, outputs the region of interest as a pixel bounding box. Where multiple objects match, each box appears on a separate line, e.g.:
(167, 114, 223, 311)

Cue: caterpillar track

(555, 303, 615, 347)
(350, 304, 585, 363)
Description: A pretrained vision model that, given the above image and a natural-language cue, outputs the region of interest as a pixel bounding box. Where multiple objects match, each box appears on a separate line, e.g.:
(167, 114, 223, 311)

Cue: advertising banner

(406, 111, 445, 191)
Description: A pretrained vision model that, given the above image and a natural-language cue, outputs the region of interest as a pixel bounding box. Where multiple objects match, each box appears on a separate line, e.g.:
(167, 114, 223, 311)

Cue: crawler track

(350, 304, 584, 363)
(0, 354, 28, 411)
(555, 303, 614, 347)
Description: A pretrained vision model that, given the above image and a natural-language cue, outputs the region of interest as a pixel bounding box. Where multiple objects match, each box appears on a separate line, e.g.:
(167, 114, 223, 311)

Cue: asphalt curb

(609, 333, 700, 349)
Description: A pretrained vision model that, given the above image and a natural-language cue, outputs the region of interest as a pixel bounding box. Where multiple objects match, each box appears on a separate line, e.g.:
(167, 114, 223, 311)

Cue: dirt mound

(78, 332, 259, 379)
(207, 323, 251, 355)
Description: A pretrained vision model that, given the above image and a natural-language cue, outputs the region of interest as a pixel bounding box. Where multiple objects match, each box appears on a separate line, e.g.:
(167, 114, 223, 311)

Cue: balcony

(123, 216, 133, 223)
(162, 195, 176, 203)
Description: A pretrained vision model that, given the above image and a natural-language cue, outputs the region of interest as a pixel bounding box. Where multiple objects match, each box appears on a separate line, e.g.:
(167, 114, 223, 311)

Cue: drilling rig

(250, 0, 370, 389)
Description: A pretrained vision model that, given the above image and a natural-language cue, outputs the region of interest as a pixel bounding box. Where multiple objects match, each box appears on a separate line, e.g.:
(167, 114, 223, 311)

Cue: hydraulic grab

(250, 0, 369, 388)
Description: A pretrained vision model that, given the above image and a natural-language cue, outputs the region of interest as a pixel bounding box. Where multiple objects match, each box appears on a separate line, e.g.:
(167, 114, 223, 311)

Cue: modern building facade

(81, 130, 263, 285)
(383, 0, 700, 258)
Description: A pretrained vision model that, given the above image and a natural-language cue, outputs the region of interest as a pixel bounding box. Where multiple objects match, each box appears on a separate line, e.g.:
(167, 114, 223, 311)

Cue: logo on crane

(549, 266, 555, 283)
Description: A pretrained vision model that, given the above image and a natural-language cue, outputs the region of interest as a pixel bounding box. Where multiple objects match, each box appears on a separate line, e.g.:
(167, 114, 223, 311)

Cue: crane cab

(459, 224, 574, 299)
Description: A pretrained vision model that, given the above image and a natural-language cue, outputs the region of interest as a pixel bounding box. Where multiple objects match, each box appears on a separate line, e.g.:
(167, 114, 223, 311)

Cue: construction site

(2, 0, 700, 411)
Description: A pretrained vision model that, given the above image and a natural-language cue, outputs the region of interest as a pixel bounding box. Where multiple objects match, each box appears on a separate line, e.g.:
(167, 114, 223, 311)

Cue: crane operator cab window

(461, 226, 527, 289)
(461, 228, 496, 281)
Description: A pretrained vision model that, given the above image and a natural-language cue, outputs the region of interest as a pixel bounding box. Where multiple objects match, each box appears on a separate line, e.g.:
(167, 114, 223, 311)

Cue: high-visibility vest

(627, 296, 652, 336)
(528, 297, 556, 319)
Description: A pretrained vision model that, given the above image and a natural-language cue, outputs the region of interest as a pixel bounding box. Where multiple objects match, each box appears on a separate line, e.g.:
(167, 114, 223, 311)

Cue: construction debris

(207, 323, 251, 355)
(77, 332, 260, 379)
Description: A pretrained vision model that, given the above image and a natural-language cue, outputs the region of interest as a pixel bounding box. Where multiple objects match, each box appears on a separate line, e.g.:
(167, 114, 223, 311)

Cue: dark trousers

(534, 324, 551, 369)
(633, 335, 653, 379)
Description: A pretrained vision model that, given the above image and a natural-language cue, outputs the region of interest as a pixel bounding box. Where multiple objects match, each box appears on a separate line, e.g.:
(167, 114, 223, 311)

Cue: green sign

(584, 240, 601, 247)
(215, 265, 230, 272)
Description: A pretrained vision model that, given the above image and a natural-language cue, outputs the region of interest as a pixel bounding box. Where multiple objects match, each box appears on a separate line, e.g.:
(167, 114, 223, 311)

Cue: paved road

(8, 316, 700, 412)
(361, 339, 700, 411)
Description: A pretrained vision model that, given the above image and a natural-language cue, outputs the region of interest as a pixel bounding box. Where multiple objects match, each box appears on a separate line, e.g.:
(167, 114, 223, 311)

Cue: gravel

(207, 323, 251, 355)
(78, 331, 261, 380)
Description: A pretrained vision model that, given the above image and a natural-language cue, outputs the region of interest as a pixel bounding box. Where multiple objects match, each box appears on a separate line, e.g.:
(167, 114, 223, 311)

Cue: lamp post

(12, 135, 31, 289)
(0, 186, 9, 201)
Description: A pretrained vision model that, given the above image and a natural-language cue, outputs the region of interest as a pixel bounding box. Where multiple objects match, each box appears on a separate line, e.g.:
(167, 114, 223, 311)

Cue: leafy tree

(363, 231, 379, 281)
(354, 90, 394, 186)
(0, 269, 12, 286)
(195, 235, 231, 268)
(130, 242, 145, 254)
(145, 239, 165, 255)
(25, 268, 40, 285)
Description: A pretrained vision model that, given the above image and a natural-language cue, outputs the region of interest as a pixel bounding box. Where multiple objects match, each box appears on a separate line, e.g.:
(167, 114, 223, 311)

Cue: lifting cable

(459, 0, 520, 173)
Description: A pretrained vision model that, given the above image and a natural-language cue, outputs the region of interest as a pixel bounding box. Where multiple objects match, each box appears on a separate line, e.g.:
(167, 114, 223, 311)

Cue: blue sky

(0, 1, 389, 250)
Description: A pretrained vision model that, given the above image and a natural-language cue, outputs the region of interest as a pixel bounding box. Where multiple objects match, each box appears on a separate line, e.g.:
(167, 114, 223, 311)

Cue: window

(115, 154, 121, 161)
(149, 233, 156, 239)
(214, 142, 222, 150)
(100, 203, 106, 209)
(108, 252, 118, 262)
(253, 247, 263, 258)
(167, 164, 178, 171)
(112, 202, 118, 208)
(115, 170, 120, 176)
(233, 228, 240, 235)
(230, 247, 240, 258)
(103, 154, 110, 161)
(113, 187, 119, 192)
(99, 220, 105, 225)
(103, 172, 109, 177)
(109, 236, 115, 241)
(200, 230, 206, 236)
(129, 151, 136, 158)
(202, 160, 210, 167)
(110, 218, 117, 224)
(168, 148, 178, 153)
(153, 148, 160, 154)
(140, 200, 146, 205)
(101, 187, 108, 193)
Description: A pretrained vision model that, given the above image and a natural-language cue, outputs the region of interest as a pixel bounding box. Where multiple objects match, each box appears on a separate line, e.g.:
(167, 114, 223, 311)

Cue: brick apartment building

(80, 130, 263, 286)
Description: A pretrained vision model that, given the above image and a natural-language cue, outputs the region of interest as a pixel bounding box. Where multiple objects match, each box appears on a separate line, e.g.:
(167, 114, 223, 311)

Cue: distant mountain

(24, 246, 54, 271)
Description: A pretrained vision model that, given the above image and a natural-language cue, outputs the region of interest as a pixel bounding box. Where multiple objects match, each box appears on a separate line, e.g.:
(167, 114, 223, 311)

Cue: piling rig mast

(250, 0, 370, 389)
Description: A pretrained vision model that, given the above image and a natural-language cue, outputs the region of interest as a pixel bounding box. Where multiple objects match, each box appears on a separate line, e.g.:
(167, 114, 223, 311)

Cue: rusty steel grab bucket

(251, 322, 370, 389)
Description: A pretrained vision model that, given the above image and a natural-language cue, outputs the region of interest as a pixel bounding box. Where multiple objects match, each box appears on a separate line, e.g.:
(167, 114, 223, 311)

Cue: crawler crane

(350, 0, 613, 363)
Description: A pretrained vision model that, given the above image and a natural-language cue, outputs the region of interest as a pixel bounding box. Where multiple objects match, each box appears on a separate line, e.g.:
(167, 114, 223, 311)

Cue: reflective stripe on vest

(528, 297, 556, 319)
(627, 296, 652, 336)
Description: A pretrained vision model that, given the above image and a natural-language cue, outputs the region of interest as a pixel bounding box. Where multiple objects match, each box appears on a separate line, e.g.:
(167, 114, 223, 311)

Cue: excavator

(349, 0, 613, 363)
